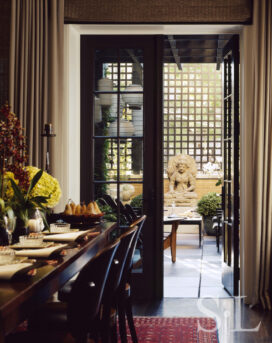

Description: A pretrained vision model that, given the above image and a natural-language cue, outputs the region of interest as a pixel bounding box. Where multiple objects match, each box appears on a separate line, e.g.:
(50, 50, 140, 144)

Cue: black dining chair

(212, 208, 223, 252)
(58, 226, 138, 343)
(27, 239, 120, 343)
(117, 215, 146, 343)
(57, 216, 146, 343)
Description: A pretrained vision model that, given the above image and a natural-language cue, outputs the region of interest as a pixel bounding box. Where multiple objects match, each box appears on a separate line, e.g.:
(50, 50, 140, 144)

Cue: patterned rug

(122, 317, 219, 343)
(10, 317, 219, 343)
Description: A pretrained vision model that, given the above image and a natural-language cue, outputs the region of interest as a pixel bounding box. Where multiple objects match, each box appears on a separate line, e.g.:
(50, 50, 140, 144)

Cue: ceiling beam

(167, 35, 182, 71)
(216, 35, 223, 70)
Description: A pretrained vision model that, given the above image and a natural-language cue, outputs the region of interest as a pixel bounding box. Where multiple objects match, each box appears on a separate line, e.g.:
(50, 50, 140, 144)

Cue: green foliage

(215, 179, 222, 186)
(99, 203, 117, 222)
(94, 107, 114, 198)
(130, 194, 143, 209)
(196, 192, 221, 217)
(9, 170, 49, 227)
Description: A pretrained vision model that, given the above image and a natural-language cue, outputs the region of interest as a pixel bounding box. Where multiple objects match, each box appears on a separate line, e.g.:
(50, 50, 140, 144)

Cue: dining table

(0, 221, 117, 343)
(163, 216, 203, 263)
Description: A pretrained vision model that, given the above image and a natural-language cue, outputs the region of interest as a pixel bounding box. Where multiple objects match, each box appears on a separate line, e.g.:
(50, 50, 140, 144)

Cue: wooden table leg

(170, 222, 178, 263)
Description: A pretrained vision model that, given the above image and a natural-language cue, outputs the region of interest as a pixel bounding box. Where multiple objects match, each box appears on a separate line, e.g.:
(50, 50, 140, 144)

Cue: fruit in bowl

(64, 201, 103, 217)
(61, 201, 104, 225)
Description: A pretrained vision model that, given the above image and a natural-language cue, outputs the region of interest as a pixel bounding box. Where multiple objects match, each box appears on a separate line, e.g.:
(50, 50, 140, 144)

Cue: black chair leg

(100, 304, 112, 343)
(216, 227, 219, 253)
(75, 333, 89, 343)
(126, 297, 138, 343)
(118, 300, 128, 343)
(110, 319, 118, 343)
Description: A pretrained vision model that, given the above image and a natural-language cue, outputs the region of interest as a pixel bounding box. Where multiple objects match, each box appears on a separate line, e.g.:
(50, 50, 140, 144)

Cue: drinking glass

(0, 247, 16, 265)
(4, 216, 17, 245)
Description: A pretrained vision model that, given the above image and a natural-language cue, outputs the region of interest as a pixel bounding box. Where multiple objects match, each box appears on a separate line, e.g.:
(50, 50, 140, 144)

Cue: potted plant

(196, 192, 221, 235)
(130, 194, 143, 215)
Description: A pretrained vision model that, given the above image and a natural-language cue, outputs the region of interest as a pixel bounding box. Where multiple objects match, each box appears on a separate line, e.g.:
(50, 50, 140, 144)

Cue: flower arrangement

(0, 104, 29, 196)
(0, 104, 61, 235)
(25, 166, 61, 208)
(10, 169, 51, 227)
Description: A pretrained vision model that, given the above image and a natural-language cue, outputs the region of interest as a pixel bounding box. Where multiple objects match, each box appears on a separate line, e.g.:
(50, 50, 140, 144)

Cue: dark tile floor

(133, 298, 272, 343)
(133, 233, 272, 342)
(164, 233, 230, 298)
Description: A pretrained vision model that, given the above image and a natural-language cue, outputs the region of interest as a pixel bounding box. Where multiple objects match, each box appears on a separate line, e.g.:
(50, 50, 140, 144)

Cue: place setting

(0, 247, 39, 281)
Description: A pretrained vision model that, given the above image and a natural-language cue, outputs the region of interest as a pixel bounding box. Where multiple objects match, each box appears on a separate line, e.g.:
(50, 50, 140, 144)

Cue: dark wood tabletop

(0, 221, 117, 343)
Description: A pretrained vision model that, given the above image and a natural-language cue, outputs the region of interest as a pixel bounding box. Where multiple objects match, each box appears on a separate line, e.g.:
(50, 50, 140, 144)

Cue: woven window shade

(65, 0, 252, 24)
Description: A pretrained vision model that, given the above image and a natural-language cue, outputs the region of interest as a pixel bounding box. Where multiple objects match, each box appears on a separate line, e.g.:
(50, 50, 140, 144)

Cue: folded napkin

(15, 244, 67, 258)
(0, 263, 34, 280)
(43, 230, 99, 242)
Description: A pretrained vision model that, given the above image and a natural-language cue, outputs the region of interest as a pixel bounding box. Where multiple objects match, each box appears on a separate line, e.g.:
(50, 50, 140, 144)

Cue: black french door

(80, 35, 163, 300)
(222, 35, 240, 296)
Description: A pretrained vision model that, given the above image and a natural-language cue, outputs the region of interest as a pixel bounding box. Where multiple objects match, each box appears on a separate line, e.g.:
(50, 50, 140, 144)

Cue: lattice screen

(163, 63, 222, 171)
(105, 63, 222, 175)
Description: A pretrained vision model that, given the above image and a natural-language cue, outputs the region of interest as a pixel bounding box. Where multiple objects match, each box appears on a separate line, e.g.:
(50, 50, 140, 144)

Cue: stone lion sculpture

(164, 154, 197, 206)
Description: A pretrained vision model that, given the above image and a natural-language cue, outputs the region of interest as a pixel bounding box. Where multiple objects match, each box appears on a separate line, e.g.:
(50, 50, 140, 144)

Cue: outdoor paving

(164, 233, 230, 298)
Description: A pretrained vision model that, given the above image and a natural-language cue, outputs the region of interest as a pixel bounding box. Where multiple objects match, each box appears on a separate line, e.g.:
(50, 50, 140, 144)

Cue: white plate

(0, 256, 29, 265)
(10, 242, 53, 249)
(44, 229, 79, 235)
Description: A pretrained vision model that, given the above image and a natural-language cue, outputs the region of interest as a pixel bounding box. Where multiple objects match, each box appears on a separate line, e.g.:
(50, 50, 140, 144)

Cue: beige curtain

(241, 0, 272, 309)
(9, 0, 65, 210)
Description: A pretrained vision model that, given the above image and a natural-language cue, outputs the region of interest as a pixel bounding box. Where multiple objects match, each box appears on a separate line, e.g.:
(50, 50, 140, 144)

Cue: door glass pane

(119, 49, 144, 90)
(94, 94, 125, 137)
(119, 138, 143, 181)
(94, 138, 113, 181)
(95, 49, 118, 93)
(93, 45, 145, 278)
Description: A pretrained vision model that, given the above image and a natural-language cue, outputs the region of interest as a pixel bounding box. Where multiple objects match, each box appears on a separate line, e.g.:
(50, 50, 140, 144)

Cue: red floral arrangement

(0, 104, 29, 195)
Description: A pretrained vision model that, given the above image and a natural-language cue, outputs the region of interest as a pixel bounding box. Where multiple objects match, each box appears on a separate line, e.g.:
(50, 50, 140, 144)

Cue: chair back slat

(67, 240, 120, 335)
(103, 226, 137, 298)
(120, 215, 146, 286)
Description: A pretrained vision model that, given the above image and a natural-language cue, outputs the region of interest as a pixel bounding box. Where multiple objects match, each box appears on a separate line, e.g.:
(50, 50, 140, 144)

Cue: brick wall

(129, 177, 221, 201)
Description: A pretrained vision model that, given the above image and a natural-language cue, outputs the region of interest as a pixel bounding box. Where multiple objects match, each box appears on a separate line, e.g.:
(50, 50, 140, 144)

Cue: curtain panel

(64, 0, 252, 24)
(0, 1, 11, 106)
(241, 0, 272, 309)
(9, 0, 65, 211)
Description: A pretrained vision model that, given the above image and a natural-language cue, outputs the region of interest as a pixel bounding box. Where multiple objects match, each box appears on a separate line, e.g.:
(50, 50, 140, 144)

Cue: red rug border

(128, 316, 219, 343)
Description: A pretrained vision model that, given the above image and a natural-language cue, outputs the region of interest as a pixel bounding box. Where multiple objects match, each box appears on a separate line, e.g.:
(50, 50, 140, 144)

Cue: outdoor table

(0, 221, 116, 343)
(163, 216, 203, 263)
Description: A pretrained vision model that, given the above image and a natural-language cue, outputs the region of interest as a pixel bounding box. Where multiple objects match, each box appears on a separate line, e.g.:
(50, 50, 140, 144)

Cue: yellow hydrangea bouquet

(26, 166, 61, 208)
(9, 167, 62, 228)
